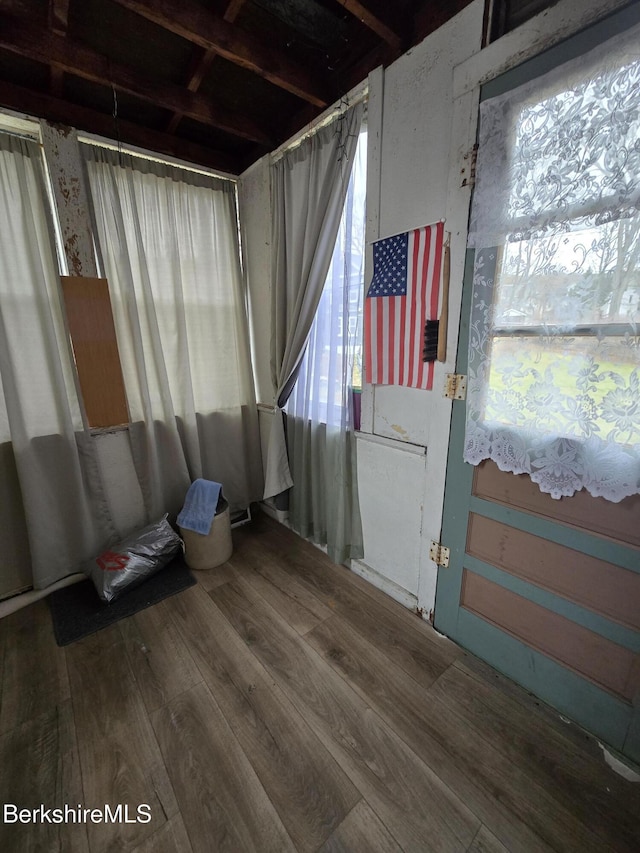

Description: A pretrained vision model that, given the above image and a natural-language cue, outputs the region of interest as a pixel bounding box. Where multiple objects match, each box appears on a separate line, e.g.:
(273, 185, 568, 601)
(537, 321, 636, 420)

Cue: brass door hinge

(429, 541, 450, 568)
(444, 373, 467, 400)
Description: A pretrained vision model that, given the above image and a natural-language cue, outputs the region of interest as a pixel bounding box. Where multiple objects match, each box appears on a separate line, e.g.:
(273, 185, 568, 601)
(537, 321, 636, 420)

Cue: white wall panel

(359, 1, 484, 606)
(356, 436, 426, 597)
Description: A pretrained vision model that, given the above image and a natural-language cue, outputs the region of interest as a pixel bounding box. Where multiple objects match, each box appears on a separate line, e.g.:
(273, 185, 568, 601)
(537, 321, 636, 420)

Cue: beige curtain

(286, 129, 367, 563)
(264, 102, 365, 498)
(0, 133, 115, 589)
(83, 146, 263, 517)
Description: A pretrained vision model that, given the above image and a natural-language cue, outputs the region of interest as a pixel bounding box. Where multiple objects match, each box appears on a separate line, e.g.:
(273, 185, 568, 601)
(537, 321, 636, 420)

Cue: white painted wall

(356, 1, 484, 617)
(239, 0, 630, 620)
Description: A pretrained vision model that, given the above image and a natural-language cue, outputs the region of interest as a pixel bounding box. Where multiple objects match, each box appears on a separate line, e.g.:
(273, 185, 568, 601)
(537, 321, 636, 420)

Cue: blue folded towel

(177, 479, 222, 535)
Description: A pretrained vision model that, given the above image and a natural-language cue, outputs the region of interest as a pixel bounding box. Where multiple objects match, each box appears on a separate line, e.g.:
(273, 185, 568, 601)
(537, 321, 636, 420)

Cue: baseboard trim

(0, 573, 85, 620)
(350, 559, 418, 611)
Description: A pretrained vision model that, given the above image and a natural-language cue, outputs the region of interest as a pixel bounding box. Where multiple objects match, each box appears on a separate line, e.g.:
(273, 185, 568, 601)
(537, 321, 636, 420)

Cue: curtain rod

(0, 109, 41, 141)
(270, 80, 368, 164)
(0, 127, 41, 145)
(77, 133, 238, 183)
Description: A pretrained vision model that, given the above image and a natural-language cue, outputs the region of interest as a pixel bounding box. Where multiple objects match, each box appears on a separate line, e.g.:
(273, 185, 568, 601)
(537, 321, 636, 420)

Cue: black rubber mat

(48, 554, 196, 646)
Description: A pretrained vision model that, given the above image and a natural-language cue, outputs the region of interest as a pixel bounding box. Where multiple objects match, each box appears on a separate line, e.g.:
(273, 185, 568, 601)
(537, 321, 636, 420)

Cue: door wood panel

(460, 570, 639, 702)
(473, 460, 640, 548)
(466, 512, 640, 631)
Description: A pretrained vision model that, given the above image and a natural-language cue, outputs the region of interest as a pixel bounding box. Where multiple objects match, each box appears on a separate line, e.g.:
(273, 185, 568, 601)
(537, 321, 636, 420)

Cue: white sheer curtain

(83, 146, 263, 518)
(265, 102, 365, 499)
(0, 133, 115, 589)
(286, 128, 367, 564)
(465, 25, 640, 502)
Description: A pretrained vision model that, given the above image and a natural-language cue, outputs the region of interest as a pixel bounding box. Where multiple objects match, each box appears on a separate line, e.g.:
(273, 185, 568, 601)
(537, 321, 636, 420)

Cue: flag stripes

(365, 221, 444, 390)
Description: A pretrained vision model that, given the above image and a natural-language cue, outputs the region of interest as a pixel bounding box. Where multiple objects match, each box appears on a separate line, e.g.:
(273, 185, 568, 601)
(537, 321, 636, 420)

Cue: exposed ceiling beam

(341, 39, 391, 92)
(220, 0, 247, 23)
(49, 0, 69, 32)
(414, 0, 476, 44)
(166, 0, 247, 134)
(336, 0, 403, 52)
(0, 15, 272, 145)
(112, 0, 331, 107)
(187, 0, 249, 91)
(48, 0, 70, 97)
(0, 80, 240, 173)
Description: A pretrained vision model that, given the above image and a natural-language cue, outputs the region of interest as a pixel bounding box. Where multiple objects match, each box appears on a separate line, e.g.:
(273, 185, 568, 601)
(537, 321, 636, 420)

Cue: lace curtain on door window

(464, 25, 640, 502)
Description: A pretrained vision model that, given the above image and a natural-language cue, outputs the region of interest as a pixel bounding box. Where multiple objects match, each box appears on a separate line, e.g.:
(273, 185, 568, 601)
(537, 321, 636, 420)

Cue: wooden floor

(1, 513, 639, 853)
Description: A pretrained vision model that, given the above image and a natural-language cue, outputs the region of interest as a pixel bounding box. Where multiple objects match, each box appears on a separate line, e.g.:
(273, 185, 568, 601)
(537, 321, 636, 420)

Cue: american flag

(364, 221, 444, 389)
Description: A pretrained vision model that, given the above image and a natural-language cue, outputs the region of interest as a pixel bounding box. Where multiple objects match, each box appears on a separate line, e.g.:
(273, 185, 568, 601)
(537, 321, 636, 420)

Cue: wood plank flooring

(0, 512, 639, 853)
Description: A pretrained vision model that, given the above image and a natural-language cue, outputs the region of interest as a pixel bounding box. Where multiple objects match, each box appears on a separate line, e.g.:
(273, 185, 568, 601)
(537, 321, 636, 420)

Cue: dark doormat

(48, 554, 196, 646)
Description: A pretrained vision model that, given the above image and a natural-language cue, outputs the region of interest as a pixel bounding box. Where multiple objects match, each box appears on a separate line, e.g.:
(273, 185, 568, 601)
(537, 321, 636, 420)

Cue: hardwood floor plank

(467, 826, 510, 853)
(210, 577, 481, 853)
(120, 599, 202, 713)
(431, 663, 640, 852)
(151, 681, 296, 853)
(2, 518, 636, 853)
(131, 813, 193, 853)
(192, 560, 237, 592)
(307, 614, 617, 852)
(234, 528, 334, 624)
(0, 601, 69, 735)
(228, 551, 327, 635)
(317, 800, 403, 853)
(66, 624, 178, 853)
(0, 702, 89, 853)
(57, 696, 88, 853)
(165, 584, 360, 852)
(249, 513, 430, 623)
(248, 516, 460, 688)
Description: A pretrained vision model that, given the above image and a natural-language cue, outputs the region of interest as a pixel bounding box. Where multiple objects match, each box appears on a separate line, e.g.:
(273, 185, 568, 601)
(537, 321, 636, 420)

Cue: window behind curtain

(0, 131, 117, 588)
(464, 25, 640, 502)
(287, 127, 367, 428)
(83, 146, 256, 421)
(82, 144, 263, 512)
(0, 131, 84, 440)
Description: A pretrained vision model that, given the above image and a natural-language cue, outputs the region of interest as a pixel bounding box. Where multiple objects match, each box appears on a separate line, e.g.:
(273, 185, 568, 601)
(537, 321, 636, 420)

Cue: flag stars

(368, 231, 409, 298)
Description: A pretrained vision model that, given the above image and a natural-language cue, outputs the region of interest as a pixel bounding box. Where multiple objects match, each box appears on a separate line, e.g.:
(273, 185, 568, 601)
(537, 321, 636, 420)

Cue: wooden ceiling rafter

(0, 79, 239, 173)
(335, 0, 404, 53)
(48, 0, 70, 97)
(49, 0, 70, 31)
(258, 36, 387, 177)
(111, 0, 332, 107)
(166, 0, 248, 135)
(0, 0, 477, 176)
(0, 14, 273, 145)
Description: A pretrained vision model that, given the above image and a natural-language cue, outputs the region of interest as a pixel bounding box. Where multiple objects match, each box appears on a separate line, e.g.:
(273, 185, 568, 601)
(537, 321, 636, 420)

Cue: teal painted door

(435, 251, 640, 763)
(434, 8, 640, 765)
